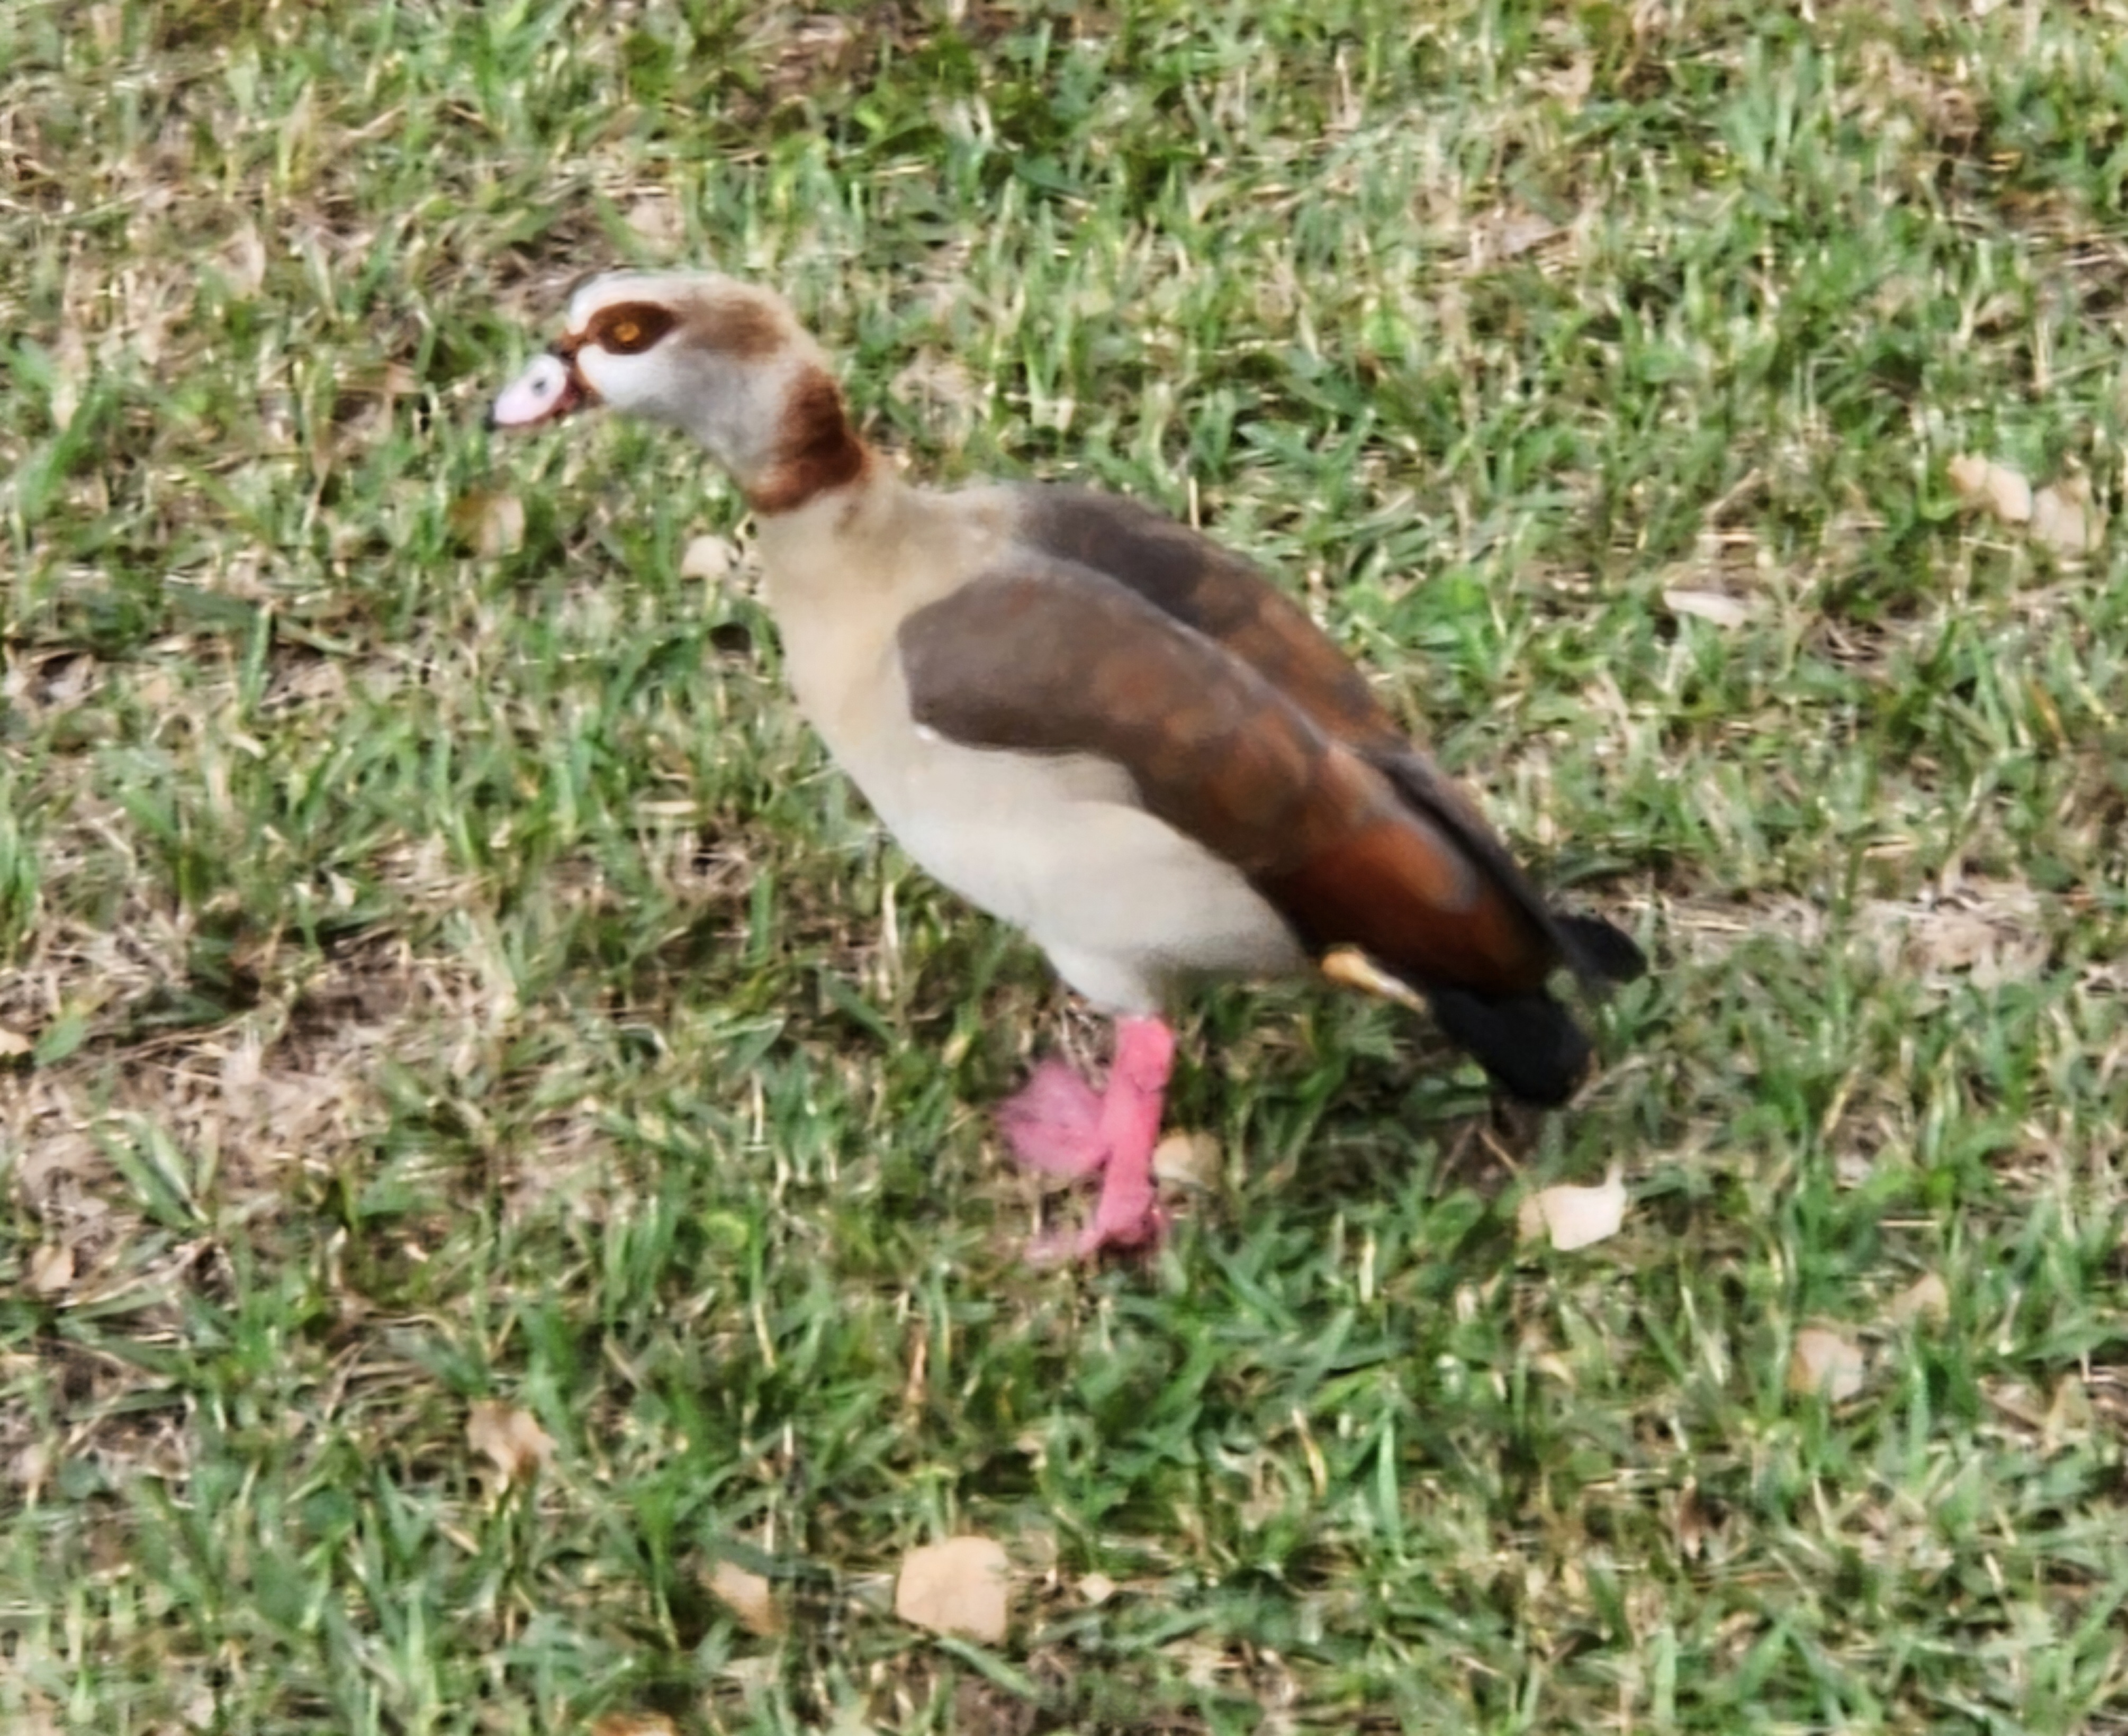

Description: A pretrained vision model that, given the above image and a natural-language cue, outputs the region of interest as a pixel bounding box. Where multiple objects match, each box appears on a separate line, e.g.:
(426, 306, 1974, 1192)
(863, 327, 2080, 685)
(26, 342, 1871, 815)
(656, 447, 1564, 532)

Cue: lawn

(4, 1, 2127, 1731)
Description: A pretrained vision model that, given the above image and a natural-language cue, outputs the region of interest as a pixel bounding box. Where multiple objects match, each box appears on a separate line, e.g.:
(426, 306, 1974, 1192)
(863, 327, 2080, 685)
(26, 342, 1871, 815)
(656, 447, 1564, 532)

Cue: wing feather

(1004, 485, 1644, 991)
(898, 564, 1563, 995)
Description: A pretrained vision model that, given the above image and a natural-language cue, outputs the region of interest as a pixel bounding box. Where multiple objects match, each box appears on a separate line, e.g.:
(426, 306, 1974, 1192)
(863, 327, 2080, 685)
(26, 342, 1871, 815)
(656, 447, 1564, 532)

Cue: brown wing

(1008, 486, 1405, 753)
(1006, 485, 1639, 991)
(898, 565, 1562, 995)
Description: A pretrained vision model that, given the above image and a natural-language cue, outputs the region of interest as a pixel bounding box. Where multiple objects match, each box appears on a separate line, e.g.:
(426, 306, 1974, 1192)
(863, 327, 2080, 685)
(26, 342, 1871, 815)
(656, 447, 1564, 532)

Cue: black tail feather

(1426, 985, 1592, 1107)
(1555, 913, 1648, 987)
(1422, 911, 1643, 1105)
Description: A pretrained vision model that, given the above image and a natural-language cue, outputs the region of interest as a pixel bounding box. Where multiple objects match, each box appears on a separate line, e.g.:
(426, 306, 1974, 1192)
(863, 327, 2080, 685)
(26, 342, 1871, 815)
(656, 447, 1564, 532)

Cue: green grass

(5, 1, 2128, 1731)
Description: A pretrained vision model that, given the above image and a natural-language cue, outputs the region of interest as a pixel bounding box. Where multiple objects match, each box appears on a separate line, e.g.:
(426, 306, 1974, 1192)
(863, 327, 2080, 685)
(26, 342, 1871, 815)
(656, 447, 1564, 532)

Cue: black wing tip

(1420, 915, 1642, 1106)
(1554, 912, 1648, 987)
(1424, 985, 1591, 1108)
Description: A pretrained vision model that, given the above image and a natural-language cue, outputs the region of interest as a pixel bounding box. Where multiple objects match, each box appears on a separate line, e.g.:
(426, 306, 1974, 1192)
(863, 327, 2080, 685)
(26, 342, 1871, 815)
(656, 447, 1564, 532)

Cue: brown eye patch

(586, 301, 679, 355)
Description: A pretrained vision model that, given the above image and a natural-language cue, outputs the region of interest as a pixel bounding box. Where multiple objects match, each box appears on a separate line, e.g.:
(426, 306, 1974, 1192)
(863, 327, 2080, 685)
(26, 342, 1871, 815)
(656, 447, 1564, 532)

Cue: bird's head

(490, 270, 862, 511)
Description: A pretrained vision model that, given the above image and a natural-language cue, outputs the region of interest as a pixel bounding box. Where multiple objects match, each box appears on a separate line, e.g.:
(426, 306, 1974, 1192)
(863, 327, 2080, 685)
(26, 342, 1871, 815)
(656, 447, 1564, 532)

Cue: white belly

(874, 734, 1306, 1010)
(756, 488, 1306, 1010)
(790, 638, 1302, 1011)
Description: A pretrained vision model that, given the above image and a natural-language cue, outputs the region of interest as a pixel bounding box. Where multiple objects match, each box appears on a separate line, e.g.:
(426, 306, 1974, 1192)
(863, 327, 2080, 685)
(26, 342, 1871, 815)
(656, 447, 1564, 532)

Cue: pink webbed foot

(997, 1061, 1106, 1177)
(999, 1016, 1177, 1262)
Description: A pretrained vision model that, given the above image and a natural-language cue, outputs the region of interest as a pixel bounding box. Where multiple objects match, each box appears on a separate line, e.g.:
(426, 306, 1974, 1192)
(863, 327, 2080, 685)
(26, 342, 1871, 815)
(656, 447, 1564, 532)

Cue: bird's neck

(753, 449, 911, 600)
(715, 366, 871, 518)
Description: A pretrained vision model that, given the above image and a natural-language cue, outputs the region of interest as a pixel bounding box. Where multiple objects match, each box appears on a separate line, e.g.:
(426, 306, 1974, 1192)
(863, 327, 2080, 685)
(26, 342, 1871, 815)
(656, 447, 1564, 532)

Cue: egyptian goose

(491, 270, 1644, 1259)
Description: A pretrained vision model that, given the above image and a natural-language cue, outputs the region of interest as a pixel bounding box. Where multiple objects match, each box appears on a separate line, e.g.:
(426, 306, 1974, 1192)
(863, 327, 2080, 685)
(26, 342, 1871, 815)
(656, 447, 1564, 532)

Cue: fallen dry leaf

(1887, 1271, 1950, 1326)
(680, 534, 741, 582)
(1517, 1165, 1628, 1252)
(706, 1559, 783, 1637)
(466, 1400, 554, 1488)
(1949, 455, 2105, 554)
(1077, 1571, 1120, 1606)
(26, 1242, 75, 1297)
(1947, 453, 2033, 525)
(0, 1026, 32, 1057)
(449, 490, 526, 557)
(1151, 1129, 1221, 1190)
(1788, 1326, 1866, 1401)
(590, 1715, 678, 1736)
(2031, 476, 2105, 554)
(1662, 587, 1759, 629)
(894, 1535, 1011, 1643)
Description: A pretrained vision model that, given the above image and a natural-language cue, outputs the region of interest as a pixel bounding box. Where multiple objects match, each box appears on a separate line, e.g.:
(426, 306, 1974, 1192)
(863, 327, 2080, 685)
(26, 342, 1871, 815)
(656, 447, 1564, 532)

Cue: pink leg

(998, 1016, 1176, 1261)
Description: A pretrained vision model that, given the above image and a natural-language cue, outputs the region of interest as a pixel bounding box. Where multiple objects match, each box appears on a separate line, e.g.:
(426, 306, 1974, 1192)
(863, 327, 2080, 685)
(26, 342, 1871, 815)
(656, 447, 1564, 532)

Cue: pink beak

(489, 349, 594, 429)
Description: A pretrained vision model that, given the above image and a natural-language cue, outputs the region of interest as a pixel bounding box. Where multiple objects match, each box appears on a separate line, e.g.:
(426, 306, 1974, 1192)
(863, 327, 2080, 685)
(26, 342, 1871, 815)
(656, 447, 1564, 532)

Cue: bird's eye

(591, 303, 677, 355)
